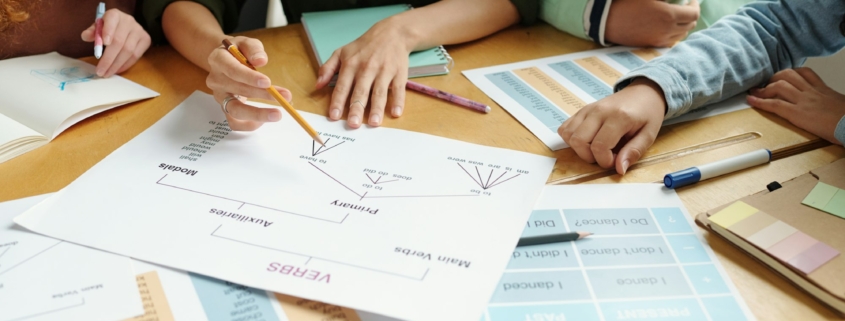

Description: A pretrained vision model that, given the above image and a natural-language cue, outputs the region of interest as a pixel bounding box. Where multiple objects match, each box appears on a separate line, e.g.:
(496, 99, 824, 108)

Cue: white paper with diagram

(15, 91, 555, 321)
(0, 194, 142, 321)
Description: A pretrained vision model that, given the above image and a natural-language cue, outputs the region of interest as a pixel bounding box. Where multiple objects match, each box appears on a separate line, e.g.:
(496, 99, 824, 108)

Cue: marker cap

(663, 167, 701, 189)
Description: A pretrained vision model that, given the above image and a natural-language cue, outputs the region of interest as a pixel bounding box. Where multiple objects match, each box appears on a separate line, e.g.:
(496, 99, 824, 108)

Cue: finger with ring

(222, 95, 237, 114)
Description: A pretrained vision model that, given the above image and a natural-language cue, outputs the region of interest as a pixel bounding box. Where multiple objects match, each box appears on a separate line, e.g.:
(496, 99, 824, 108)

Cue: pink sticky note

(787, 242, 840, 274)
(768, 232, 818, 262)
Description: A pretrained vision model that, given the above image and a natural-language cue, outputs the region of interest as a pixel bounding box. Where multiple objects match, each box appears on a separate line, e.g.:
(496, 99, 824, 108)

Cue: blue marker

(664, 149, 772, 189)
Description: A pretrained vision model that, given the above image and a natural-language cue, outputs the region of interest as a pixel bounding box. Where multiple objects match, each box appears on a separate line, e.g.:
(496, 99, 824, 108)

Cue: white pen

(94, 2, 105, 59)
(664, 149, 772, 189)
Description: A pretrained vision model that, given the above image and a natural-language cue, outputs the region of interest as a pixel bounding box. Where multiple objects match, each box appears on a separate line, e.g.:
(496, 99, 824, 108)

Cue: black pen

(517, 231, 592, 247)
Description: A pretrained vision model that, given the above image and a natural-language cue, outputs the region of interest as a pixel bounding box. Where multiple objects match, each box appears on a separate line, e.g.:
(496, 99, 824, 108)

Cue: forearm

(162, 1, 228, 72)
(540, 0, 592, 42)
(618, 0, 845, 119)
(390, 0, 521, 52)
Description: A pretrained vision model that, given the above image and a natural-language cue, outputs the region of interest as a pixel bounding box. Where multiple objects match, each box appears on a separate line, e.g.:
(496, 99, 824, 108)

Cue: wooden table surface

(1, 23, 842, 320)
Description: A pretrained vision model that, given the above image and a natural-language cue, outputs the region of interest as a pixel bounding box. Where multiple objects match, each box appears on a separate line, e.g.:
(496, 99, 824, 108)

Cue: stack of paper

(13, 91, 556, 321)
(3, 90, 754, 320)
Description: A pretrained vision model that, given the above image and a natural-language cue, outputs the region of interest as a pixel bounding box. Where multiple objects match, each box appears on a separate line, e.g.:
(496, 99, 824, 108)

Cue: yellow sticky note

(275, 293, 361, 321)
(709, 201, 759, 228)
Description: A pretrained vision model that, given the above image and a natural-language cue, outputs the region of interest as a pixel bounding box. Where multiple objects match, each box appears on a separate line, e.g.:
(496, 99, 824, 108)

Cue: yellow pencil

(221, 39, 325, 146)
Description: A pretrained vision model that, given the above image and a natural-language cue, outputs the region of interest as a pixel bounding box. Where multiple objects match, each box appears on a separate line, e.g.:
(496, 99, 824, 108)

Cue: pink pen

(94, 2, 105, 59)
(406, 80, 491, 114)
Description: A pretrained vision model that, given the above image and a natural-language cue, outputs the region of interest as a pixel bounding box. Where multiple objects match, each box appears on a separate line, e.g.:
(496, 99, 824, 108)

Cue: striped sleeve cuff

(586, 0, 613, 46)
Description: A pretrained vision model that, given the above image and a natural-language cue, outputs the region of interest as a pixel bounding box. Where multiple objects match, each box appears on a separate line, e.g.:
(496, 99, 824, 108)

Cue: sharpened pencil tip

(315, 137, 326, 147)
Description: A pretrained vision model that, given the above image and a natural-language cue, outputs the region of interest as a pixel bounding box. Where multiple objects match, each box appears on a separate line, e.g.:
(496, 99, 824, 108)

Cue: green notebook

(301, 4, 453, 78)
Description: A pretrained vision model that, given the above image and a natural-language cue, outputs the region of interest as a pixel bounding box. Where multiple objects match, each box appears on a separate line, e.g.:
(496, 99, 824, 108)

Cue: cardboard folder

(696, 158, 845, 315)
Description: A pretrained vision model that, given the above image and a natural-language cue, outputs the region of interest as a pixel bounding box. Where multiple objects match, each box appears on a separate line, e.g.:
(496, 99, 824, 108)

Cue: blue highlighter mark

(485, 71, 568, 132)
(607, 51, 646, 71)
(31, 67, 96, 91)
(547, 61, 612, 100)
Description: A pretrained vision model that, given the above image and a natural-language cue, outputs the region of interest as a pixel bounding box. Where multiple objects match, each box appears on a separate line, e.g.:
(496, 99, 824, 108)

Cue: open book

(0, 52, 159, 164)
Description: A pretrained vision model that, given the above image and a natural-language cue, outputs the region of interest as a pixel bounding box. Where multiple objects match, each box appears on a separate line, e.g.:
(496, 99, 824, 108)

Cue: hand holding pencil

(206, 37, 299, 132)
(217, 38, 325, 146)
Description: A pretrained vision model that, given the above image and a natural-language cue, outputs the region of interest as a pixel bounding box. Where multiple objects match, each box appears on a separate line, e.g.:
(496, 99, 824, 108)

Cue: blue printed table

(485, 187, 751, 321)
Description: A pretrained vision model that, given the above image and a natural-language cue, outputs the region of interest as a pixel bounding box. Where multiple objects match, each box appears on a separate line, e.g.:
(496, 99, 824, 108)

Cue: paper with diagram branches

(0, 194, 142, 321)
(15, 91, 555, 321)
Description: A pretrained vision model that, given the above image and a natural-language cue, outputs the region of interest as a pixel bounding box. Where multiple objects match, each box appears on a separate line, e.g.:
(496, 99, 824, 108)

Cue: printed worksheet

(15, 91, 555, 321)
(125, 260, 361, 321)
(463, 47, 750, 150)
(482, 184, 754, 321)
(0, 194, 142, 321)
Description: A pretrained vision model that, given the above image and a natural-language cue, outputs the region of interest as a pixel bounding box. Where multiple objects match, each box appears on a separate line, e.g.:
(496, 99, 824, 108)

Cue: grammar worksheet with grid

(483, 184, 755, 321)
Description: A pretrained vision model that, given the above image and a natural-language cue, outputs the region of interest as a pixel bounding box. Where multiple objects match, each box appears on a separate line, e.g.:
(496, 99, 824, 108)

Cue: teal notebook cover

(301, 4, 452, 77)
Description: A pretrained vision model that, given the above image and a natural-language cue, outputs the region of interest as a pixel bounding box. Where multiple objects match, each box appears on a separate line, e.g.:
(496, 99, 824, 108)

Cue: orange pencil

(221, 39, 325, 146)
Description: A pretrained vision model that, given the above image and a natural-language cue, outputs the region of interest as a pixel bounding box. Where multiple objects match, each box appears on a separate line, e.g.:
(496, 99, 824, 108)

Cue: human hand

(559, 78, 667, 175)
(605, 0, 700, 47)
(315, 17, 413, 128)
(748, 68, 845, 146)
(81, 8, 151, 77)
(206, 36, 293, 131)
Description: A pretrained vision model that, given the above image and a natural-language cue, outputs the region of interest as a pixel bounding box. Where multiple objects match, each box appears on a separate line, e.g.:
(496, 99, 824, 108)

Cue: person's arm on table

(541, 0, 700, 47)
(159, 0, 528, 131)
(160, 1, 292, 131)
(559, 0, 845, 175)
(315, 0, 525, 128)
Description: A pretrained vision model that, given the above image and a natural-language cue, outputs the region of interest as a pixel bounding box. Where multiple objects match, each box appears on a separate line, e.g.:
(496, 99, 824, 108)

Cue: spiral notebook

(301, 4, 453, 78)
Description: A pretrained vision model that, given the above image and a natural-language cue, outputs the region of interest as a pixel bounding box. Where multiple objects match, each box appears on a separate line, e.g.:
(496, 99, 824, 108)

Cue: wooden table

(1, 23, 842, 320)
